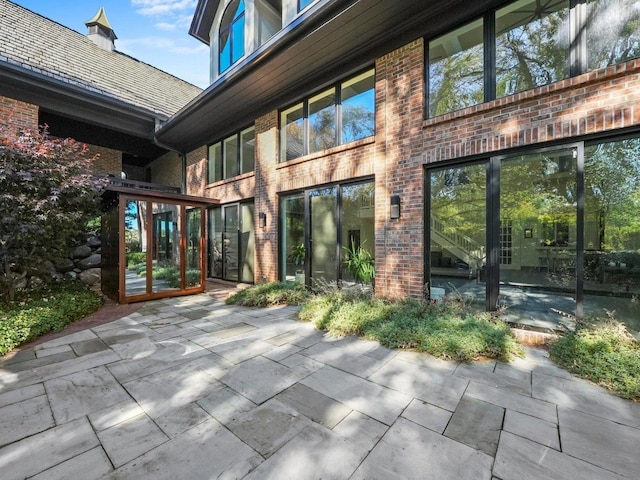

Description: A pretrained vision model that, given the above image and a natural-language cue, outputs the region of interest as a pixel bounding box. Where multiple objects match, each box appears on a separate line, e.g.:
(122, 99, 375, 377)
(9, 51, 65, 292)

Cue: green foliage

(343, 240, 375, 284)
(299, 293, 524, 362)
(0, 120, 106, 301)
(226, 281, 310, 307)
(0, 281, 103, 356)
(186, 269, 201, 288)
(550, 322, 640, 400)
(153, 266, 180, 287)
(126, 252, 147, 267)
(289, 243, 306, 268)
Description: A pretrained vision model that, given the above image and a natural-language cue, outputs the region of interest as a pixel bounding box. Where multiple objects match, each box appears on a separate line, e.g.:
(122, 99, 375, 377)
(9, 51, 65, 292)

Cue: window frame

(219, 0, 246, 75)
(425, 0, 638, 119)
(279, 68, 376, 162)
(207, 125, 256, 184)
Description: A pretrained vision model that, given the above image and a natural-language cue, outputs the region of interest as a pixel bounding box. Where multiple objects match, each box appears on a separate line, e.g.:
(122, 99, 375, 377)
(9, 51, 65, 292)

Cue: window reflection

(219, 0, 245, 74)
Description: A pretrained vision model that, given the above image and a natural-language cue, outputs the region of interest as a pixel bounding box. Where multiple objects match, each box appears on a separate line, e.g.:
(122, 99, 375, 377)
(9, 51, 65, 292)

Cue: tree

(0, 120, 106, 301)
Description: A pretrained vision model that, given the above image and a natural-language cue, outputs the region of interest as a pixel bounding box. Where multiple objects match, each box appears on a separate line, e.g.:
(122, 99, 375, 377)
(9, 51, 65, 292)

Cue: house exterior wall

(148, 151, 182, 189)
(86, 144, 122, 177)
(185, 39, 640, 300)
(0, 96, 38, 129)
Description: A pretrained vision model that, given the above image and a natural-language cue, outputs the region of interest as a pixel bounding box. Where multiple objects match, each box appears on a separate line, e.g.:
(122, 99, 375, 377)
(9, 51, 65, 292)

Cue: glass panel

(310, 187, 338, 285)
(585, 138, 640, 335)
(186, 207, 202, 288)
(219, 28, 231, 73)
(341, 70, 375, 143)
(341, 182, 375, 285)
(428, 18, 484, 117)
(240, 203, 255, 283)
(223, 205, 239, 281)
(281, 193, 306, 282)
(208, 207, 223, 278)
(124, 199, 148, 297)
(308, 88, 336, 154)
(281, 103, 304, 161)
(496, 0, 570, 97)
(208, 142, 222, 183)
(152, 203, 181, 293)
(240, 127, 255, 174)
(586, 0, 640, 70)
(219, 0, 244, 73)
(224, 134, 239, 178)
(430, 165, 486, 305)
(232, 13, 245, 64)
(298, 0, 314, 12)
(500, 149, 577, 328)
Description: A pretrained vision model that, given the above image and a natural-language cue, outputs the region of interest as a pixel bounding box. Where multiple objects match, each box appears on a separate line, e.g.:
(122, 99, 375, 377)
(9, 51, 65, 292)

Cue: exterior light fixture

(390, 195, 401, 219)
(259, 212, 267, 229)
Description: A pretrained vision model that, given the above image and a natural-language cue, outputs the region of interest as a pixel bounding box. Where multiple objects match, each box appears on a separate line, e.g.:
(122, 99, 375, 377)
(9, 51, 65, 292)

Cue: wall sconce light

(259, 212, 267, 229)
(523, 228, 533, 239)
(390, 195, 401, 219)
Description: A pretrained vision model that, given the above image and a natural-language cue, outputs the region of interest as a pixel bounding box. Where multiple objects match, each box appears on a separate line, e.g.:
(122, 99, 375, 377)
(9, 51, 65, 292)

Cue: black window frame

(425, 0, 637, 119)
(279, 68, 376, 162)
(219, 0, 245, 75)
(207, 125, 255, 184)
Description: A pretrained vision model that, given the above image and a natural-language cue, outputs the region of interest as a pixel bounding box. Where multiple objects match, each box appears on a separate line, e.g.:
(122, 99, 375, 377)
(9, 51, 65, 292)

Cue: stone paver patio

(1, 290, 639, 479)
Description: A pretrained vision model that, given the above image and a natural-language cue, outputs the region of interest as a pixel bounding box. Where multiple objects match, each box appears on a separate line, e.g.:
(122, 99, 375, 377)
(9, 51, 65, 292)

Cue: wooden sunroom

(101, 184, 218, 303)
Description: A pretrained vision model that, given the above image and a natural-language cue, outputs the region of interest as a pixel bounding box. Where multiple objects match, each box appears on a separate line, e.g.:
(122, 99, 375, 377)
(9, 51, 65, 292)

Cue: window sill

(276, 136, 375, 169)
(205, 171, 255, 189)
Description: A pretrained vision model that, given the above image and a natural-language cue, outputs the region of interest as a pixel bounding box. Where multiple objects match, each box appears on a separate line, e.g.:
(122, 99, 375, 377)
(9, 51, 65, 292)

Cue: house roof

(0, 0, 202, 138)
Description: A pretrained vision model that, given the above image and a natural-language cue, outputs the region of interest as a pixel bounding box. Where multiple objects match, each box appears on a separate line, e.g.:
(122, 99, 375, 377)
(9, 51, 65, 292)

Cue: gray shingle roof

(0, 0, 202, 118)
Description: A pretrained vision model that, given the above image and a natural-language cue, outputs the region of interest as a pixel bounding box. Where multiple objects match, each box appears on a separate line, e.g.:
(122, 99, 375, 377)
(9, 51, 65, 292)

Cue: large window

(298, 0, 315, 12)
(280, 180, 375, 286)
(219, 0, 245, 74)
(427, 0, 639, 117)
(207, 126, 255, 183)
(280, 69, 375, 162)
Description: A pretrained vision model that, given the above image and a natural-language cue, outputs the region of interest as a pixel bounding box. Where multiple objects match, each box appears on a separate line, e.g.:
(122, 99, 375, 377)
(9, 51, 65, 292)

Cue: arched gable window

(219, 0, 245, 74)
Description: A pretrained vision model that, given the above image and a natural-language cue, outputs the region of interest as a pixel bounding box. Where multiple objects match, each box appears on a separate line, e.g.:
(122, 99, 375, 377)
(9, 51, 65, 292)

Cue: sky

(12, 0, 210, 88)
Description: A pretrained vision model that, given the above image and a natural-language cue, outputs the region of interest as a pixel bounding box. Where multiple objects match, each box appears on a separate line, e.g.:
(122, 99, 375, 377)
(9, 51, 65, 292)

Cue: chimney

(85, 7, 117, 51)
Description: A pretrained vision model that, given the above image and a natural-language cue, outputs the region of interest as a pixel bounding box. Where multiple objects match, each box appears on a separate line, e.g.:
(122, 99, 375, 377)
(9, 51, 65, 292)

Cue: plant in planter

(343, 240, 375, 285)
(289, 242, 306, 282)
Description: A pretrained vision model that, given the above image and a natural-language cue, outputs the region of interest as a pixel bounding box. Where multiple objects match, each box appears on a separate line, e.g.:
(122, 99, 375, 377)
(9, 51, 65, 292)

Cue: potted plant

(343, 240, 375, 285)
(289, 242, 306, 283)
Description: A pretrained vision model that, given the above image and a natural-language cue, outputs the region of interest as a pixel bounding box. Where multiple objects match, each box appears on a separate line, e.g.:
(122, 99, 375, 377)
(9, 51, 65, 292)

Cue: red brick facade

(184, 40, 640, 298)
(0, 96, 38, 129)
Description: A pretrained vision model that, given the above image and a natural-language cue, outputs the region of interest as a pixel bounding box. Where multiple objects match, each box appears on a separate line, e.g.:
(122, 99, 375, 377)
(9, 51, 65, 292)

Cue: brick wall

(86, 144, 122, 177)
(0, 96, 38, 129)
(149, 151, 182, 189)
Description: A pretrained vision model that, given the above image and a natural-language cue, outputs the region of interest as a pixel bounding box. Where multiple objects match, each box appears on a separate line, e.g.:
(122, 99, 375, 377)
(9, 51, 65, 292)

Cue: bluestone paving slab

(401, 398, 453, 434)
(0, 349, 120, 391)
(351, 417, 493, 480)
(0, 417, 99, 480)
(196, 383, 256, 425)
(45, 366, 131, 424)
(107, 337, 158, 360)
(0, 394, 53, 447)
(0, 347, 36, 366)
(0, 350, 77, 374)
(465, 380, 557, 423)
(278, 352, 326, 377)
(275, 382, 352, 428)
(34, 344, 73, 358)
(266, 330, 304, 346)
(154, 402, 212, 437)
(219, 355, 305, 404)
(89, 400, 145, 431)
(243, 423, 368, 480)
(0, 383, 44, 407)
(494, 431, 625, 480)
(34, 329, 98, 349)
(368, 357, 468, 411)
(454, 361, 532, 395)
(262, 343, 303, 361)
(394, 349, 458, 373)
(29, 446, 112, 480)
(558, 406, 640, 478)
(210, 322, 258, 338)
(503, 410, 560, 450)
(301, 365, 411, 425)
(290, 329, 326, 348)
(332, 410, 388, 452)
(443, 396, 505, 456)
(70, 338, 110, 356)
(302, 338, 387, 378)
(104, 418, 262, 480)
(227, 398, 313, 457)
(533, 371, 640, 427)
(97, 413, 169, 467)
(208, 338, 276, 363)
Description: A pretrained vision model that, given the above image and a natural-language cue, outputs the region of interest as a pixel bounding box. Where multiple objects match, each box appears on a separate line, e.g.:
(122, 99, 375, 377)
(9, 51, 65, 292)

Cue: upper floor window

(298, 0, 315, 12)
(208, 126, 255, 183)
(427, 0, 639, 118)
(219, 0, 245, 74)
(280, 69, 375, 162)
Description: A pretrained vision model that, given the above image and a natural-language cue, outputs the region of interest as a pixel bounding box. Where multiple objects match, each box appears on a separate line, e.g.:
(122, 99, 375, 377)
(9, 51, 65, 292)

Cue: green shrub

(126, 252, 146, 267)
(0, 281, 103, 356)
(153, 266, 180, 287)
(186, 269, 202, 288)
(550, 322, 640, 400)
(226, 281, 310, 307)
(299, 293, 523, 362)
